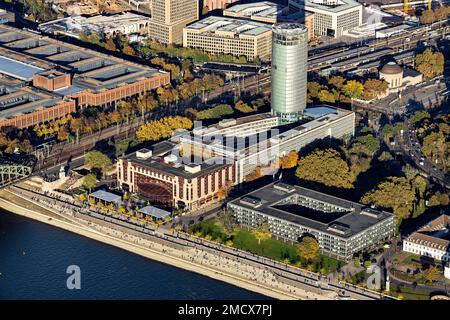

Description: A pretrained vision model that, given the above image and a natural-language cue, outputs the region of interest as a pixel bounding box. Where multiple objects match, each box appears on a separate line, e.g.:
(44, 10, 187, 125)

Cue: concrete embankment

(0, 189, 304, 300)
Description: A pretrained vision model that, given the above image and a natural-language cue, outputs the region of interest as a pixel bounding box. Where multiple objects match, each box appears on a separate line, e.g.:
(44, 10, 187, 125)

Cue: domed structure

(380, 62, 403, 75)
(379, 62, 403, 93)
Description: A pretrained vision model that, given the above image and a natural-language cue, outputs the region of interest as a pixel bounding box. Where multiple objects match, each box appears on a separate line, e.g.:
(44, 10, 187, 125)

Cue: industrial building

(289, 0, 362, 38)
(149, 0, 199, 44)
(223, 1, 314, 40)
(183, 16, 273, 61)
(271, 23, 308, 124)
(0, 25, 170, 129)
(38, 12, 151, 39)
(228, 182, 396, 260)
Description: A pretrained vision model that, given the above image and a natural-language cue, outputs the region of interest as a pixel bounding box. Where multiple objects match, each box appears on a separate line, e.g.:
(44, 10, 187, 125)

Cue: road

(400, 119, 449, 188)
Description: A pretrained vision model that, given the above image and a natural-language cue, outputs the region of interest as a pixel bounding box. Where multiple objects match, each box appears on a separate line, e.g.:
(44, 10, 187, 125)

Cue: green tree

(85, 150, 113, 178)
(296, 149, 354, 188)
(361, 176, 416, 221)
(82, 173, 97, 192)
(410, 110, 430, 125)
(296, 236, 320, 261)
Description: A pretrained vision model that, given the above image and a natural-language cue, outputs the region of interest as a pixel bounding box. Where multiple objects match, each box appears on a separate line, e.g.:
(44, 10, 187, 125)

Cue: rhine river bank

(0, 188, 322, 300)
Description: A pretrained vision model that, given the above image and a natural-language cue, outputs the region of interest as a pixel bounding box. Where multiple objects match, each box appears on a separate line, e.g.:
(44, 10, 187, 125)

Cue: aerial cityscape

(0, 0, 449, 304)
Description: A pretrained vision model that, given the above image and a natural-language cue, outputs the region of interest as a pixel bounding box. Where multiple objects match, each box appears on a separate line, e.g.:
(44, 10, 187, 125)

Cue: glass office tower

(271, 23, 308, 125)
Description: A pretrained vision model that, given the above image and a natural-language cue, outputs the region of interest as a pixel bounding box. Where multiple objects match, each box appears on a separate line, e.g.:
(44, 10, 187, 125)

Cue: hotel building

(183, 16, 273, 61)
(228, 182, 396, 260)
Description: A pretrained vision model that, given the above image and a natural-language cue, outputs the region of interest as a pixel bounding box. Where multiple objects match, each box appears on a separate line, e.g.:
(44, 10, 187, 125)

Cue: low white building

(445, 263, 450, 280)
(403, 215, 450, 263)
(39, 12, 151, 38)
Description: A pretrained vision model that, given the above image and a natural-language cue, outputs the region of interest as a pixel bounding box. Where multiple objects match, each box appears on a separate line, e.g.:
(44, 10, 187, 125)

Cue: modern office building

(289, 0, 362, 38)
(117, 143, 236, 211)
(271, 23, 308, 124)
(149, 0, 199, 44)
(228, 182, 396, 260)
(180, 107, 355, 183)
(0, 25, 169, 129)
(223, 1, 314, 40)
(183, 16, 273, 61)
(403, 215, 450, 262)
(38, 12, 151, 39)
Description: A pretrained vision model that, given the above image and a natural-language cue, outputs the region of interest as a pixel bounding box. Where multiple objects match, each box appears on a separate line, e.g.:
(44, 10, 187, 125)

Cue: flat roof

(0, 55, 44, 81)
(89, 190, 121, 204)
(293, 0, 362, 13)
(138, 206, 171, 219)
(0, 25, 162, 93)
(228, 182, 394, 239)
(185, 16, 272, 37)
(304, 106, 338, 119)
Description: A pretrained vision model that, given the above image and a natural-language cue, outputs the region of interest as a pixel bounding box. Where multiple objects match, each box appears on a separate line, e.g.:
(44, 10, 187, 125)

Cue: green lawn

(189, 221, 343, 274)
(390, 284, 430, 300)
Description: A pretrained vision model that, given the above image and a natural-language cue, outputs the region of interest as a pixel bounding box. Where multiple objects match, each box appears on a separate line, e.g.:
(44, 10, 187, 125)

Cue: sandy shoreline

(0, 193, 303, 300)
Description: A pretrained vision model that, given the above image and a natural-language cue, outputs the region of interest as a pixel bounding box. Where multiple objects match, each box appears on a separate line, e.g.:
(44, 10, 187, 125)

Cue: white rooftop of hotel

(185, 16, 272, 36)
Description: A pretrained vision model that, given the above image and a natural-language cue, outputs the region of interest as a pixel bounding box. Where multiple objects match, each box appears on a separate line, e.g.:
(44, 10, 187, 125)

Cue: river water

(0, 209, 266, 300)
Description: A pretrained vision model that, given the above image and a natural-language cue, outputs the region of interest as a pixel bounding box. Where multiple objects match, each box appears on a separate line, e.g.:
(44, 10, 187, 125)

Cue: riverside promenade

(0, 183, 394, 300)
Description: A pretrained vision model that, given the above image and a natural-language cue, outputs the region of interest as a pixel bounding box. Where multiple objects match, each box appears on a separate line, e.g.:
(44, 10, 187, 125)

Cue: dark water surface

(0, 209, 267, 300)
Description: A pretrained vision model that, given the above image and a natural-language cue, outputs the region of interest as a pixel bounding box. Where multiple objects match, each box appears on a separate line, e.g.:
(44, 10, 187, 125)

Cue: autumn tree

(415, 49, 445, 79)
(363, 79, 388, 100)
(420, 9, 435, 24)
(360, 176, 416, 221)
(423, 266, 440, 283)
(296, 149, 354, 189)
(244, 166, 264, 182)
(342, 80, 364, 99)
(104, 37, 117, 51)
(135, 116, 193, 142)
(307, 81, 325, 103)
(329, 76, 345, 90)
(279, 151, 299, 169)
(296, 236, 320, 261)
(251, 222, 271, 245)
(318, 89, 336, 103)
